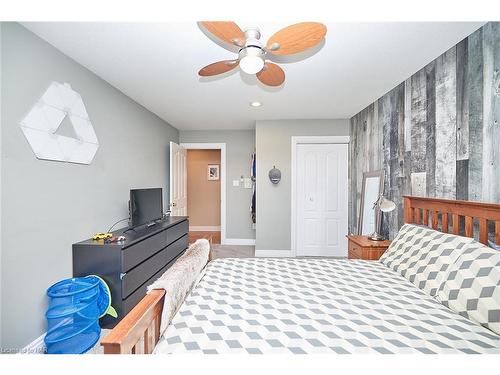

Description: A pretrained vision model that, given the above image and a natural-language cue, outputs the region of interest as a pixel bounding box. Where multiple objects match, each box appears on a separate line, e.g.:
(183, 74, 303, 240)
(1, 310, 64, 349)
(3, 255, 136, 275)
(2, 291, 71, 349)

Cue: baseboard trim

(223, 238, 255, 246)
(255, 249, 292, 258)
(21, 332, 46, 354)
(189, 226, 221, 231)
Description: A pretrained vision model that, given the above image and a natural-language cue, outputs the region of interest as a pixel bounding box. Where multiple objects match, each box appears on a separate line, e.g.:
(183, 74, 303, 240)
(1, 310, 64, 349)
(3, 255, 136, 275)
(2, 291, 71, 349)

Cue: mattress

(154, 257, 500, 354)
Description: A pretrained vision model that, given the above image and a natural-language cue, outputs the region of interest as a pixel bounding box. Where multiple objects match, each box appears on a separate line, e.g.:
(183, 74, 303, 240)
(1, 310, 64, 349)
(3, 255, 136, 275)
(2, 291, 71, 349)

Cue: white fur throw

(147, 239, 210, 335)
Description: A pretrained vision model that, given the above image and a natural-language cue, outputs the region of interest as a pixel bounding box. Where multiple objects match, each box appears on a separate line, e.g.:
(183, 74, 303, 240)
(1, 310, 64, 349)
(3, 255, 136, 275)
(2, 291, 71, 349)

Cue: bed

(101, 196, 500, 354)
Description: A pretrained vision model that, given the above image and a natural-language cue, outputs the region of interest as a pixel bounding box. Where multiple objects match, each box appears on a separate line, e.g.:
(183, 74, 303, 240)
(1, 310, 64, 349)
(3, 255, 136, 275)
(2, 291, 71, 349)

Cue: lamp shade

(379, 196, 396, 212)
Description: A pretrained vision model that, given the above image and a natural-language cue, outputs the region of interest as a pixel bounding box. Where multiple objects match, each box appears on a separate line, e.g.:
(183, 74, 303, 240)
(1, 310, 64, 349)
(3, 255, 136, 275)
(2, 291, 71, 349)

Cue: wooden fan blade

(198, 60, 239, 76)
(266, 22, 327, 56)
(256, 62, 285, 87)
(199, 21, 246, 47)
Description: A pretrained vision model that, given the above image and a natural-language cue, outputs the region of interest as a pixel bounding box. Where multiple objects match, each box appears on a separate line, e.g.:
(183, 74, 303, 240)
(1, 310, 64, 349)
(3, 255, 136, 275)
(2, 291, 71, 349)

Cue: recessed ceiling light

(250, 101, 262, 107)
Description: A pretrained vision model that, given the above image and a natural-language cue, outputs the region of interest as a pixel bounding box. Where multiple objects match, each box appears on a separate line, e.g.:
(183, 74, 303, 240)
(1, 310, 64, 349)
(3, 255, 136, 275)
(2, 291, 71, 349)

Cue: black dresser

(72, 216, 188, 328)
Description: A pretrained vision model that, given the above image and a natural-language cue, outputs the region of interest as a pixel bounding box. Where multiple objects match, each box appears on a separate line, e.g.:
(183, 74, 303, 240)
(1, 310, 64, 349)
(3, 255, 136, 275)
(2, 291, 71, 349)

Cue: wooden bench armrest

(101, 289, 165, 354)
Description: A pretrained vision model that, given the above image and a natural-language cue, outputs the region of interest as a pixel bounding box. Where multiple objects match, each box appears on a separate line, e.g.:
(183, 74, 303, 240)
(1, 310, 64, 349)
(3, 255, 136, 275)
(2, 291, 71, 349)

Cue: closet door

(296, 143, 348, 257)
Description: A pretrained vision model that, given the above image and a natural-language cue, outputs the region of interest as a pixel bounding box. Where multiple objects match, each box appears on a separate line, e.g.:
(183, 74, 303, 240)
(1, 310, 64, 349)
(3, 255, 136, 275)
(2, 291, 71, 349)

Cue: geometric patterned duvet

(154, 258, 500, 354)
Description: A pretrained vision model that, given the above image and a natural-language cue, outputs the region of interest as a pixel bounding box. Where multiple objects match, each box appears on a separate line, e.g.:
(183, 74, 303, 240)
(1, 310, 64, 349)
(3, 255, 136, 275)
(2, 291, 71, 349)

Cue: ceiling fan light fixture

(198, 21, 327, 86)
(239, 46, 264, 74)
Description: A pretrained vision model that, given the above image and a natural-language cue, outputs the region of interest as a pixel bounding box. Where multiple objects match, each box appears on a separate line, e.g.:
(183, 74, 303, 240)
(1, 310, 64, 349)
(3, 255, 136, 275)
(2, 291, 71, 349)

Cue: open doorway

(170, 142, 226, 244)
(186, 148, 222, 244)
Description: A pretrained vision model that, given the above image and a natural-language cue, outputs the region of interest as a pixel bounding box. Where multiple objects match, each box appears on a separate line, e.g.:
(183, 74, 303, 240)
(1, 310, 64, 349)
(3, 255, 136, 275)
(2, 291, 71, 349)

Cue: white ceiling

(23, 22, 483, 130)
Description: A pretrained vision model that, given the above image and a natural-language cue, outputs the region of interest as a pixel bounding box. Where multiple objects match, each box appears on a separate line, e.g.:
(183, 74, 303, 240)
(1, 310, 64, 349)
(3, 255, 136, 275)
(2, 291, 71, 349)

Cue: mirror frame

(357, 170, 385, 235)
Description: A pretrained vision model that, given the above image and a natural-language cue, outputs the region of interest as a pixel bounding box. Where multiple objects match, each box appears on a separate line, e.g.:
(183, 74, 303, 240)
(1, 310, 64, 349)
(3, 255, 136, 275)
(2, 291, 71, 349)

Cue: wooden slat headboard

(403, 196, 500, 246)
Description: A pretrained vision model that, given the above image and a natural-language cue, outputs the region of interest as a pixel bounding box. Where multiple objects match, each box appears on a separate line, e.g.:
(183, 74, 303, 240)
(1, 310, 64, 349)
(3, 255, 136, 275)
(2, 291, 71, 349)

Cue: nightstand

(346, 235, 391, 260)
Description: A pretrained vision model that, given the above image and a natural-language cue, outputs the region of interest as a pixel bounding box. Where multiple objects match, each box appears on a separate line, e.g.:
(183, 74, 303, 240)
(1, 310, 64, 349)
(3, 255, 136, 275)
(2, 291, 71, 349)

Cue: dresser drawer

(167, 220, 188, 246)
(167, 233, 189, 261)
(121, 230, 168, 272)
(122, 234, 188, 298)
(122, 250, 185, 315)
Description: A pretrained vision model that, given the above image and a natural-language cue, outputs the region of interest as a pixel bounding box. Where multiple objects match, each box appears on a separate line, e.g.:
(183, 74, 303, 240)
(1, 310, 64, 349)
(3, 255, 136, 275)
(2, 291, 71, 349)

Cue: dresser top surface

(74, 216, 188, 248)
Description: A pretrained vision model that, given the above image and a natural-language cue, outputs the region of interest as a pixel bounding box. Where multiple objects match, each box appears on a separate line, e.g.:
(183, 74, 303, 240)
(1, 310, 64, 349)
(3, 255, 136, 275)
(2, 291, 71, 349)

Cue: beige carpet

(210, 245, 255, 259)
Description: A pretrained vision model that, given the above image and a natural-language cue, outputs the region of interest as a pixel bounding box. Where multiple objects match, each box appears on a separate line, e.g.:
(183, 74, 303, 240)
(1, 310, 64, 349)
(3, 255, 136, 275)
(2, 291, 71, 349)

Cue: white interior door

(169, 141, 187, 216)
(296, 143, 348, 257)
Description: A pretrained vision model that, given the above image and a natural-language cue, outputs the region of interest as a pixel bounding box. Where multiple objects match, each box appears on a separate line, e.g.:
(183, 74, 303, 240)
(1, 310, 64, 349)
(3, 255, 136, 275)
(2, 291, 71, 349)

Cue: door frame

(169, 141, 187, 216)
(180, 142, 227, 245)
(290, 136, 350, 257)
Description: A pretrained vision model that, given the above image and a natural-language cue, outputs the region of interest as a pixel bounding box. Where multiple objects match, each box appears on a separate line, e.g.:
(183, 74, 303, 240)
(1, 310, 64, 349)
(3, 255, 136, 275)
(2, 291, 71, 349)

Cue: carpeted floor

(210, 245, 255, 259)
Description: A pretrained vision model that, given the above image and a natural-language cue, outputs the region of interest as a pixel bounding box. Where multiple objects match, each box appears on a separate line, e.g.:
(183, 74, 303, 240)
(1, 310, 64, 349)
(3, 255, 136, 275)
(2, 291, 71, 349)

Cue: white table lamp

(369, 195, 396, 241)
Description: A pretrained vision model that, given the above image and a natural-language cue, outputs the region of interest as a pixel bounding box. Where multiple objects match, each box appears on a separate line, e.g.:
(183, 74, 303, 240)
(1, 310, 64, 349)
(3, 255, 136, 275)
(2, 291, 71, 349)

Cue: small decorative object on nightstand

(347, 235, 391, 260)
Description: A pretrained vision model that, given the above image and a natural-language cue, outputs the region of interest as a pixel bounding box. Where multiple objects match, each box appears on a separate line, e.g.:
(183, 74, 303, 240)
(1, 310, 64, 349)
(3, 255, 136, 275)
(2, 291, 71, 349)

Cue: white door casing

(169, 141, 187, 216)
(293, 139, 349, 257)
(180, 143, 227, 245)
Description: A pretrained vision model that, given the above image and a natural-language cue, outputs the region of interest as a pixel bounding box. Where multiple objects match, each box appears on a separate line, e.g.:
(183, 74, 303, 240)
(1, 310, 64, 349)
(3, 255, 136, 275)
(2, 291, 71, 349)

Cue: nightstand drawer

(346, 235, 391, 261)
(348, 241, 362, 259)
(363, 248, 387, 260)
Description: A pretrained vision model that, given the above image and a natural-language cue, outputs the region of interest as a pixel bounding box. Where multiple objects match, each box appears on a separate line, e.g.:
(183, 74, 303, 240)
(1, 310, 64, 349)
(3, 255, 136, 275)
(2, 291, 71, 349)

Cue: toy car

(92, 232, 113, 241)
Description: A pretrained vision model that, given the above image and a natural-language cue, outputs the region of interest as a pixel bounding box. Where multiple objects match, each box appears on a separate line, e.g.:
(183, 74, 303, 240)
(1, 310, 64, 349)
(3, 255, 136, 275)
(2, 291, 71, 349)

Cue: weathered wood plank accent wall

(349, 22, 500, 239)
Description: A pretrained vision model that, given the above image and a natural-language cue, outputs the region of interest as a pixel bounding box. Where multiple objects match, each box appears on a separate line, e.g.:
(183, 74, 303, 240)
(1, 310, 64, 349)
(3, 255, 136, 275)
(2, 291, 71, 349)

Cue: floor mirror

(358, 170, 384, 236)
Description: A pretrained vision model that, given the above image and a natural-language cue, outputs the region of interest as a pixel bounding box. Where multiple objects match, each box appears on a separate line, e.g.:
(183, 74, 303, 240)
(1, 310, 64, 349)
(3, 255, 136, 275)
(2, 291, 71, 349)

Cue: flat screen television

(130, 188, 163, 227)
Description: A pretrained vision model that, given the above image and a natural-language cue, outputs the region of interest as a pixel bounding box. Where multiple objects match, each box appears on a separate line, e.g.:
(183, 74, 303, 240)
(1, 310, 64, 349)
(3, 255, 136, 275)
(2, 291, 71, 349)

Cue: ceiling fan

(198, 22, 327, 87)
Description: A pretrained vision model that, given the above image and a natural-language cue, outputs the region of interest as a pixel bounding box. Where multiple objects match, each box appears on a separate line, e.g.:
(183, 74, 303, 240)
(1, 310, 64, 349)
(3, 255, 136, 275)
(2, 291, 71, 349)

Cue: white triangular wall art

(20, 82, 99, 165)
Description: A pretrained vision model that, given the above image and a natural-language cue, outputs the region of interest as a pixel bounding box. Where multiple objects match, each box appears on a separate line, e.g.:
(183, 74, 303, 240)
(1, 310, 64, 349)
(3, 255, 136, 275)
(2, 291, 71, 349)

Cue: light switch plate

(243, 178, 253, 189)
(233, 180, 240, 187)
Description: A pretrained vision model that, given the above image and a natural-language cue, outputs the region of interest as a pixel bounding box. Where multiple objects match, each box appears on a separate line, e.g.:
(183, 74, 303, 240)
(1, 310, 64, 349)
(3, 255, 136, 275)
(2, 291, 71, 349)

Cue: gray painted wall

(350, 22, 500, 240)
(1, 23, 179, 349)
(0, 22, 3, 348)
(255, 119, 350, 251)
(179, 130, 255, 240)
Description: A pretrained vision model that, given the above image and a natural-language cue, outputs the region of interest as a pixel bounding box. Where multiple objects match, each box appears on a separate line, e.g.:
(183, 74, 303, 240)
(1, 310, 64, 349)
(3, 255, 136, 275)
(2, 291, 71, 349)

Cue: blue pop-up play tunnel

(44, 275, 117, 354)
